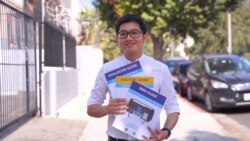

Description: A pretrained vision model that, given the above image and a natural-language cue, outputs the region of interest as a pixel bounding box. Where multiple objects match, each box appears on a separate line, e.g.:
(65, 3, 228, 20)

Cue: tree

(93, 0, 221, 61)
(78, 8, 99, 45)
(187, 0, 250, 58)
(225, 0, 238, 9)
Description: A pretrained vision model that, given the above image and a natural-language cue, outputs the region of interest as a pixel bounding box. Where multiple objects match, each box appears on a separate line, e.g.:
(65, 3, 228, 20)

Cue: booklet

(104, 61, 143, 98)
(112, 81, 167, 140)
(115, 76, 154, 98)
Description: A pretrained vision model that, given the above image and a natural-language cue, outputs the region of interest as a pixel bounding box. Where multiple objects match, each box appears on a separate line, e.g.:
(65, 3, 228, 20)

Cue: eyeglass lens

(118, 29, 141, 39)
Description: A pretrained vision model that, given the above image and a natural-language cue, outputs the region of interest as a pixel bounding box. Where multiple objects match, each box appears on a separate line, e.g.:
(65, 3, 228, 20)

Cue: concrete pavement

(1, 94, 249, 141)
(168, 96, 237, 141)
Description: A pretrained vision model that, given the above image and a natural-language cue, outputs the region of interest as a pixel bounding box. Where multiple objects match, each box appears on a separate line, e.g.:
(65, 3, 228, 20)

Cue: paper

(104, 61, 143, 98)
(112, 81, 167, 140)
(115, 76, 154, 98)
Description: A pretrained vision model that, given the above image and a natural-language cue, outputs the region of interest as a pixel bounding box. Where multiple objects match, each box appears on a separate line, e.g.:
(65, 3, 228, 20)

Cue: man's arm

(87, 104, 110, 118)
(87, 98, 128, 118)
(143, 112, 179, 141)
(161, 112, 179, 138)
(163, 112, 179, 130)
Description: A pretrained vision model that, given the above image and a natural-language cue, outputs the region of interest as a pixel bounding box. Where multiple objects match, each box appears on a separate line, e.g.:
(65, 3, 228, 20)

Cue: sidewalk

(168, 96, 238, 141)
(1, 95, 247, 141)
(1, 95, 87, 141)
(81, 95, 240, 141)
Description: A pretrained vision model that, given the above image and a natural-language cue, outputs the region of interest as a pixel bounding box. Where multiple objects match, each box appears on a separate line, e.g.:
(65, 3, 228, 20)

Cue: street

(187, 98, 250, 140)
(218, 107, 250, 129)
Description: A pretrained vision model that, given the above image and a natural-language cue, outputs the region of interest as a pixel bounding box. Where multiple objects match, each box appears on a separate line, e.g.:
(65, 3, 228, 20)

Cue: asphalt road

(181, 97, 250, 140)
(185, 98, 250, 131)
(216, 106, 250, 129)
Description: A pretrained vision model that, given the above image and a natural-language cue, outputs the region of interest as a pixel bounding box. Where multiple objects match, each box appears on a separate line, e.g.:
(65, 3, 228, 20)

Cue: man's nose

(126, 33, 133, 39)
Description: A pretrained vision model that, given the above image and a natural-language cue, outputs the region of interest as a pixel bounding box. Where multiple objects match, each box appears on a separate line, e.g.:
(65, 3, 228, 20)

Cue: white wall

(42, 68, 79, 117)
(77, 45, 103, 99)
(41, 45, 103, 117)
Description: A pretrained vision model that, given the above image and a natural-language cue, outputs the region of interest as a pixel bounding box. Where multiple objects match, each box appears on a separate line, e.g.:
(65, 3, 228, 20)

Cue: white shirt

(87, 54, 180, 140)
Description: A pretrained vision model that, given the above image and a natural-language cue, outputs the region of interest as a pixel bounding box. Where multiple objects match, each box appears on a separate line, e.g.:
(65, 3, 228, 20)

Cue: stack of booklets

(105, 61, 167, 140)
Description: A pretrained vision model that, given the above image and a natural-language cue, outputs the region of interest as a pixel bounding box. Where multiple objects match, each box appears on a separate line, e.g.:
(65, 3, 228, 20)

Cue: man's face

(117, 21, 147, 59)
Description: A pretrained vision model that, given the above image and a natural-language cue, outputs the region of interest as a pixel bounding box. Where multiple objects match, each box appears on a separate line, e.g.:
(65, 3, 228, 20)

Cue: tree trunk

(151, 35, 164, 61)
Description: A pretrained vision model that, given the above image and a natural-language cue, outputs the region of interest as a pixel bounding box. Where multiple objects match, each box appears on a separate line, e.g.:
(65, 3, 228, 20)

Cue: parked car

(186, 54, 250, 112)
(164, 57, 191, 96)
(172, 60, 192, 96)
(164, 57, 188, 74)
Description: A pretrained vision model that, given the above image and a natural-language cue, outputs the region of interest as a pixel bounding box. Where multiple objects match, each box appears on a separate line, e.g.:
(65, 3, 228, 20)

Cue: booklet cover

(112, 81, 167, 140)
(115, 76, 154, 98)
(104, 61, 143, 98)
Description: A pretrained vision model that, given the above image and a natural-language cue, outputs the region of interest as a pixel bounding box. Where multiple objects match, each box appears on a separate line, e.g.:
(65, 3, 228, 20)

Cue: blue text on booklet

(129, 81, 167, 108)
(105, 61, 142, 84)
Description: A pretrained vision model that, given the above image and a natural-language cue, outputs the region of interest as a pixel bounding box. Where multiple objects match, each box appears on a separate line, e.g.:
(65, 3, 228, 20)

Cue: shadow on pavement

(170, 130, 239, 141)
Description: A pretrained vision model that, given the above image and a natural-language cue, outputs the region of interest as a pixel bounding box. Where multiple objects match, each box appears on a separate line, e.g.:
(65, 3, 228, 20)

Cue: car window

(165, 61, 176, 67)
(206, 58, 235, 74)
(179, 63, 191, 76)
(164, 59, 188, 74)
(206, 59, 221, 74)
(237, 57, 250, 72)
(206, 56, 250, 75)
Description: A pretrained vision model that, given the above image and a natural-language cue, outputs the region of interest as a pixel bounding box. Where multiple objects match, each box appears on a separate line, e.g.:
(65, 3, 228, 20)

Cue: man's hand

(141, 126, 169, 141)
(106, 98, 128, 115)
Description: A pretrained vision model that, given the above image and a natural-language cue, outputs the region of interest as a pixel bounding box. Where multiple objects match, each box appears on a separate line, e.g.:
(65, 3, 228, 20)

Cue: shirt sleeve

(87, 66, 108, 106)
(160, 65, 180, 114)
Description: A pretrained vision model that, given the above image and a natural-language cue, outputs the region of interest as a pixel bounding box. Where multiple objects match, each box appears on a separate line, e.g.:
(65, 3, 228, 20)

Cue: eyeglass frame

(117, 29, 142, 39)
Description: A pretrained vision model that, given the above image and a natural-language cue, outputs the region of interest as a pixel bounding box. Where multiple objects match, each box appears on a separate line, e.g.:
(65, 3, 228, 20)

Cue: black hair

(115, 14, 147, 35)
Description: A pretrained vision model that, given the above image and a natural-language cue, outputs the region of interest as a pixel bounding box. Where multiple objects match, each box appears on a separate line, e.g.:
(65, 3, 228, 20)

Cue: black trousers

(108, 136, 139, 141)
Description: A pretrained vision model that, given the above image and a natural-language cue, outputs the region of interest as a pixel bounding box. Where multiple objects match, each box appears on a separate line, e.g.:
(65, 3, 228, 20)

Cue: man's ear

(143, 34, 150, 42)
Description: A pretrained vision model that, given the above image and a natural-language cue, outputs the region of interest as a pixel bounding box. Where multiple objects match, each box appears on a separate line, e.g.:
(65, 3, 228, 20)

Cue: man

(87, 14, 180, 141)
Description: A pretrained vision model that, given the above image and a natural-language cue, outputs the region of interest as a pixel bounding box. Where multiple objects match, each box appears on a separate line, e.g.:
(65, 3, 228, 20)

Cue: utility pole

(227, 8, 232, 54)
(225, 0, 237, 54)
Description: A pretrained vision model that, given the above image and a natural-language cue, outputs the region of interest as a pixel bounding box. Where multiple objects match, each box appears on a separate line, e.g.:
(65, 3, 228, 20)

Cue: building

(0, 0, 83, 134)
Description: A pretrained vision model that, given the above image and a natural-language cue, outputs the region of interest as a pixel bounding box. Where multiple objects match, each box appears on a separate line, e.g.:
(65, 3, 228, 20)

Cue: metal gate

(0, 1, 37, 132)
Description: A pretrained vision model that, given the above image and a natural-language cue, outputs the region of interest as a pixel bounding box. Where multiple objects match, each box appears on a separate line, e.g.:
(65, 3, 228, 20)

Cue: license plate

(243, 93, 250, 101)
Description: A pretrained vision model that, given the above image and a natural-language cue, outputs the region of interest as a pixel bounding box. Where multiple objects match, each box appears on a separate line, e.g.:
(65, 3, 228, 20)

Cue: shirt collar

(122, 53, 145, 64)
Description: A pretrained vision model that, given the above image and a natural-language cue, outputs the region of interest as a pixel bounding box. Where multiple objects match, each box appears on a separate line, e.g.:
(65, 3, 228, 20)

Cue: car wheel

(205, 93, 216, 112)
(187, 86, 194, 101)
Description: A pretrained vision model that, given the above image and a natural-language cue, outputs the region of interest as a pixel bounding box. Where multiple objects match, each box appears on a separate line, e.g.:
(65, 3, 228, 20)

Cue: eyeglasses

(118, 29, 142, 39)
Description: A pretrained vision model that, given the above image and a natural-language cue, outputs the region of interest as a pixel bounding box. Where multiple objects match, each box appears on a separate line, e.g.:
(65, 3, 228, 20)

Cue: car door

(187, 58, 202, 97)
(192, 58, 205, 98)
(196, 61, 210, 99)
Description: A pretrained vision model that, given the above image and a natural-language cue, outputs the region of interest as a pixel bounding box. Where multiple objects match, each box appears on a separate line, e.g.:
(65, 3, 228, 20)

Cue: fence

(0, 0, 37, 132)
(0, 0, 77, 134)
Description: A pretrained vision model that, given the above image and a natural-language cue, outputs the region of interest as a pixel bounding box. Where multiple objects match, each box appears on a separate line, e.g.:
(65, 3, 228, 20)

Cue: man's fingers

(113, 98, 128, 102)
(141, 135, 149, 141)
(110, 105, 128, 111)
(147, 126, 156, 136)
(110, 98, 128, 106)
(108, 98, 128, 114)
(114, 110, 127, 114)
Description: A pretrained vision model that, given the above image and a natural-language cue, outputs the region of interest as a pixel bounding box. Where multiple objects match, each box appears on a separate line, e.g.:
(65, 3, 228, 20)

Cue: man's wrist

(161, 127, 171, 139)
(103, 105, 110, 115)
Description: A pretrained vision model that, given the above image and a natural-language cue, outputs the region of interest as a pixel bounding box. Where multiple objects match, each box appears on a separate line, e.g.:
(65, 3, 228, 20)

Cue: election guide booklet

(112, 81, 167, 140)
(104, 61, 143, 98)
(115, 76, 154, 98)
